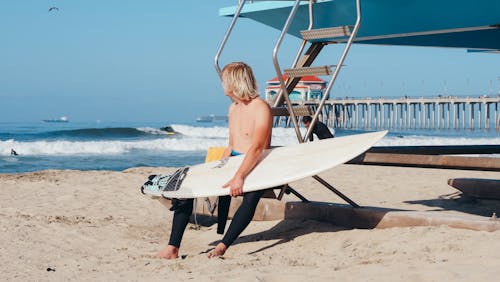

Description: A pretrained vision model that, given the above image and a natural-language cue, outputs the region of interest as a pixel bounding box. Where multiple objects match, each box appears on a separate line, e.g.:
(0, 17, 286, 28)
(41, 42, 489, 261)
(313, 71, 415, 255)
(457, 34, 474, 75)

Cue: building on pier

(265, 75, 327, 104)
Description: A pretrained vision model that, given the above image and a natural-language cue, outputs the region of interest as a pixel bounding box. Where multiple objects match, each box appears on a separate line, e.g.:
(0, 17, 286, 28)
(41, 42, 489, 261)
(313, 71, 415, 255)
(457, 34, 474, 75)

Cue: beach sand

(1, 165, 499, 281)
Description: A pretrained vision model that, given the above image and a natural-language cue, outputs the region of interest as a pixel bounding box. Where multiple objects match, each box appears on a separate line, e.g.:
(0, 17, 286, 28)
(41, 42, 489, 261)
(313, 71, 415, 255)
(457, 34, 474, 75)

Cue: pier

(274, 95, 500, 130)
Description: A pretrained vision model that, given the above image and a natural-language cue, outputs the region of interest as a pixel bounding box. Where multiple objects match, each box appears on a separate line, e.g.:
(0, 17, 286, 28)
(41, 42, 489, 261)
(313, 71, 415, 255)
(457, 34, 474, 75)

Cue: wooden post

(478, 102, 482, 130)
(343, 104, 347, 129)
(396, 103, 400, 129)
(406, 103, 411, 129)
(452, 102, 456, 129)
(495, 102, 499, 130)
(485, 102, 490, 130)
(431, 103, 435, 129)
(390, 103, 394, 129)
(446, 103, 451, 129)
(494, 102, 500, 129)
(369, 104, 372, 129)
(462, 103, 466, 129)
(354, 104, 357, 129)
(437, 103, 441, 129)
(381, 103, 384, 129)
(471, 103, 475, 130)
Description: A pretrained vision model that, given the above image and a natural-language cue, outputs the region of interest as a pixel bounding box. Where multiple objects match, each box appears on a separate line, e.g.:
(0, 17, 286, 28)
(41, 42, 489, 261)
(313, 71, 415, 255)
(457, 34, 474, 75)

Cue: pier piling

(277, 95, 500, 131)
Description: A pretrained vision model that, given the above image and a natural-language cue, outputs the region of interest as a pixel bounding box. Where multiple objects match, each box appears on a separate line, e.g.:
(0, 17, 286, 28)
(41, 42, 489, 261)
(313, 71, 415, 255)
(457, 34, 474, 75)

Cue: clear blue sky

(1, 0, 499, 123)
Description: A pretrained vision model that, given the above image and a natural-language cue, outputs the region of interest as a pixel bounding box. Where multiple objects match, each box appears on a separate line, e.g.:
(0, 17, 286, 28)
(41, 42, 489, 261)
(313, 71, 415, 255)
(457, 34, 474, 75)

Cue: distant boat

(43, 116, 69, 123)
(196, 114, 228, 123)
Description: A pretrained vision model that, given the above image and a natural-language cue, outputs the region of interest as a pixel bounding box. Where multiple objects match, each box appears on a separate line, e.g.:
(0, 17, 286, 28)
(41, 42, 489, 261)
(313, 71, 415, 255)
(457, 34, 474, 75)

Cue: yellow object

(204, 147, 226, 163)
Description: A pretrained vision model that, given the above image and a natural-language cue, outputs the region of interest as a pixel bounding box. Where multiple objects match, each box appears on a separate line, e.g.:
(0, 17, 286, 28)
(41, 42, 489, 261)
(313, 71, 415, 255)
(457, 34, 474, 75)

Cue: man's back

(309, 121, 334, 141)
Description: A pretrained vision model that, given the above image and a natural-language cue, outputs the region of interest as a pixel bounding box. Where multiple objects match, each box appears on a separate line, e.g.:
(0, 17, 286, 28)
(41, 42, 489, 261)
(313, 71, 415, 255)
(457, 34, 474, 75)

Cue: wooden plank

(157, 197, 286, 221)
(368, 145, 500, 155)
(448, 178, 500, 200)
(283, 202, 500, 232)
(350, 153, 500, 171)
(271, 105, 315, 117)
(157, 198, 500, 232)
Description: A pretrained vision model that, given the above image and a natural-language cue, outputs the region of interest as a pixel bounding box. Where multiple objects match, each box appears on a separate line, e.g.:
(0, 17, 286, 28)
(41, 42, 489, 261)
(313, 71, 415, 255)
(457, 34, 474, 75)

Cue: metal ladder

(271, 0, 362, 207)
(272, 0, 362, 143)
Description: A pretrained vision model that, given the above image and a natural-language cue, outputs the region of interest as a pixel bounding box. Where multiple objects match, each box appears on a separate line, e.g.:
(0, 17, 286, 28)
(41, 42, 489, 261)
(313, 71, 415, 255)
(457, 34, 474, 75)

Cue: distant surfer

(48, 7, 59, 12)
(160, 125, 175, 135)
(302, 116, 334, 141)
(10, 149, 18, 156)
(157, 62, 273, 259)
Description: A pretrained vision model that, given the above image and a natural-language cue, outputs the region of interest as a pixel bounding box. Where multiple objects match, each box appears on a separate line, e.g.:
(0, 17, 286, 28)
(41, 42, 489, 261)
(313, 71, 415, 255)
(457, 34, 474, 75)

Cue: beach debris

(46, 267, 56, 272)
(48, 7, 59, 12)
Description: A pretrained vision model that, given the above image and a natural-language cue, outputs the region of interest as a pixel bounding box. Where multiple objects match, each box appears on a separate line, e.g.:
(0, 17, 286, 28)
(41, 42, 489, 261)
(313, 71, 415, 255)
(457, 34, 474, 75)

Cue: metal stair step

(301, 26, 352, 41)
(284, 65, 332, 77)
(271, 106, 315, 117)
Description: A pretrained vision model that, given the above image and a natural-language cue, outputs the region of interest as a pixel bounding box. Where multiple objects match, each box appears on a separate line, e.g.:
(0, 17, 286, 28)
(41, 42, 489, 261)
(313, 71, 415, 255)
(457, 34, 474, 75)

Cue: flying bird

(48, 7, 59, 12)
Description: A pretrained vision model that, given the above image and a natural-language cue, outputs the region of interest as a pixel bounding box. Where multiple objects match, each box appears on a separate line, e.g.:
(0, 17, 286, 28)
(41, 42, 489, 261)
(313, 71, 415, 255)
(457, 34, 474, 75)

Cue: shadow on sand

(404, 191, 500, 217)
(206, 218, 346, 255)
(191, 194, 500, 255)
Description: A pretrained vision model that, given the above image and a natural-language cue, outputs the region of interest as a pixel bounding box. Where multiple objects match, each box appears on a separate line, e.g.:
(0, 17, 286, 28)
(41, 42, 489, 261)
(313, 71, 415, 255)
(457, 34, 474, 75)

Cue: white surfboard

(142, 131, 387, 199)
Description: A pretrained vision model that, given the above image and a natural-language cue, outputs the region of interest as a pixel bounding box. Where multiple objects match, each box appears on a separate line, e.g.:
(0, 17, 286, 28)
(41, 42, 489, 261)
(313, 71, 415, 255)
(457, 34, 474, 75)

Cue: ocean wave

(2, 126, 499, 156)
(0, 138, 227, 156)
(170, 124, 229, 138)
(46, 127, 170, 139)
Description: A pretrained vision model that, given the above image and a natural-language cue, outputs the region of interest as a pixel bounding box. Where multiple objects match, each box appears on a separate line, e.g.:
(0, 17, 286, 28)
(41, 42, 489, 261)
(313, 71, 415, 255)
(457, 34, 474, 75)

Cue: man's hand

(223, 175, 244, 197)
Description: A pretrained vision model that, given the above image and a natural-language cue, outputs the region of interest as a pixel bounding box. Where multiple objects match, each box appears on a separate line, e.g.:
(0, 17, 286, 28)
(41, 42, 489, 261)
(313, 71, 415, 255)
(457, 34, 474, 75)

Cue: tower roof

(267, 75, 325, 83)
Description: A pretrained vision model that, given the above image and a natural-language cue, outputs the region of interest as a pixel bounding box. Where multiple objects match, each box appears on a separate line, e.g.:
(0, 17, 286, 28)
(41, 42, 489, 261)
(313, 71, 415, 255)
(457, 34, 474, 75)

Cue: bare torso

(228, 97, 271, 153)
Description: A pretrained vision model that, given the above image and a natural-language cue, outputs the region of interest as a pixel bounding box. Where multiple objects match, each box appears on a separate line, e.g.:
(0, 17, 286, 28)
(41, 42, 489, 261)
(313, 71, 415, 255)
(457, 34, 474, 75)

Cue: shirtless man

(156, 62, 273, 259)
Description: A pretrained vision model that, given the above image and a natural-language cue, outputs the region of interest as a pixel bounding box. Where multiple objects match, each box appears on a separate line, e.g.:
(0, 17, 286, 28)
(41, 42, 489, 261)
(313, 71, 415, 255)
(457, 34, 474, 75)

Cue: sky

(1, 0, 499, 123)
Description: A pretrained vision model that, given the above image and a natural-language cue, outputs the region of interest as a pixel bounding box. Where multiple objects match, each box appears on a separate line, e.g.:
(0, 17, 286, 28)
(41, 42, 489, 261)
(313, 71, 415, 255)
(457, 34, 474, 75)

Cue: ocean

(0, 121, 499, 173)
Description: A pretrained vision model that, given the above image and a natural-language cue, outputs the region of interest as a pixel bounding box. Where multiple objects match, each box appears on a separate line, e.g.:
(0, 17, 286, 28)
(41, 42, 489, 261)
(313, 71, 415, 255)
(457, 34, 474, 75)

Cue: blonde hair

(221, 62, 259, 101)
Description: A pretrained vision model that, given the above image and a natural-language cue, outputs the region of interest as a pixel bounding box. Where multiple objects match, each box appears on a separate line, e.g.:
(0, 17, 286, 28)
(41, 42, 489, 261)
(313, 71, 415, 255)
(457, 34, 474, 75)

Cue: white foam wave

(1, 128, 498, 156)
(136, 127, 169, 135)
(0, 138, 228, 156)
(170, 124, 229, 138)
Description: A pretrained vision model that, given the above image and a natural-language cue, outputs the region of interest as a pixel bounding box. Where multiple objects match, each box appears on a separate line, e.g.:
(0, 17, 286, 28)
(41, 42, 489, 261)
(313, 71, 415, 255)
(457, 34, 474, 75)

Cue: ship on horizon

(42, 116, 69, 123)
(196, 114, 228, 123)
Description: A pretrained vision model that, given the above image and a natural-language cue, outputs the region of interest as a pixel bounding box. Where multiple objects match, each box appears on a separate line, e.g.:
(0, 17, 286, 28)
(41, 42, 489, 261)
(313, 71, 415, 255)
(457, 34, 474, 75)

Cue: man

(302, 116, 334, 141)
(156, 62, 273, 259)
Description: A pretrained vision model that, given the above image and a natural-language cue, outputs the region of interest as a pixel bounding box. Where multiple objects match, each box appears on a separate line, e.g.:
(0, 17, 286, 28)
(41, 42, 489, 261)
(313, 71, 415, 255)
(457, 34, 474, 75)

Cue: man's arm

(221, 104, 235, 159)
(223, 102, 272, 196)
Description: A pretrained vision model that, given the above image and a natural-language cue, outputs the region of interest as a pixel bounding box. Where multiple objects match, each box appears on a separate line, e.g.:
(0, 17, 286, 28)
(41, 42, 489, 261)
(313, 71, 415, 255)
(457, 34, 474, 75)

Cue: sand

(1, 165, 499, 281)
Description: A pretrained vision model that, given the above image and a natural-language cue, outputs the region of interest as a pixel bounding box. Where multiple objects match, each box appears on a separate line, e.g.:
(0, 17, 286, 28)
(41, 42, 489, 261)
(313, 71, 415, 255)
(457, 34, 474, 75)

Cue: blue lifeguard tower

(213, 0, 500, 207)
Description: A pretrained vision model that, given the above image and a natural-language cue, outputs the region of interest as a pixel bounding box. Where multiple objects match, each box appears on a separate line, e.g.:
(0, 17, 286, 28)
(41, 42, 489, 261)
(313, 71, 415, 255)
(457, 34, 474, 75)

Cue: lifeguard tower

(208, 0, 500, 230)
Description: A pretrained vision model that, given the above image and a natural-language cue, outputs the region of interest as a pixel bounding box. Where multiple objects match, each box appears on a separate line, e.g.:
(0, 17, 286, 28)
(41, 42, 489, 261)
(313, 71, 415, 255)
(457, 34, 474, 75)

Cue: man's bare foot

(157, 245, 179, 259)
(208, 243, 227, 258)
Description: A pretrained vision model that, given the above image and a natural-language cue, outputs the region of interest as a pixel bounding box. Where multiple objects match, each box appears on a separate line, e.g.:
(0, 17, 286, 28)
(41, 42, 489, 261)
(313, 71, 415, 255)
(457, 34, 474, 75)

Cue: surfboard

(141, 130, 387, 199)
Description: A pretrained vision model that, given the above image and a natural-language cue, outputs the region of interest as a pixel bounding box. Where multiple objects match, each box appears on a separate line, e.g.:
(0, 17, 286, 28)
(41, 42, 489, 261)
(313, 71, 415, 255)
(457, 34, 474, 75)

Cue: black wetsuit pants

(168, 190, 264, 248)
